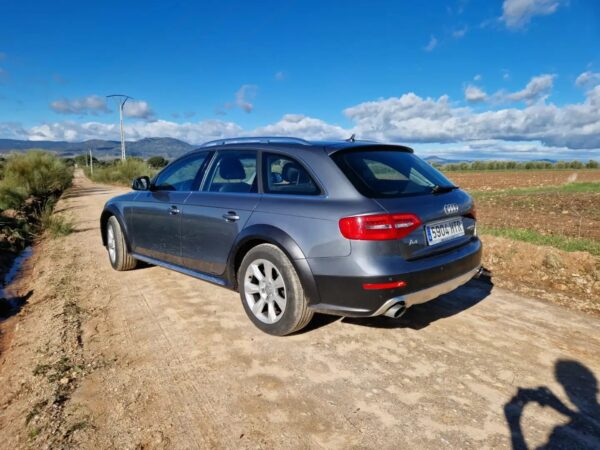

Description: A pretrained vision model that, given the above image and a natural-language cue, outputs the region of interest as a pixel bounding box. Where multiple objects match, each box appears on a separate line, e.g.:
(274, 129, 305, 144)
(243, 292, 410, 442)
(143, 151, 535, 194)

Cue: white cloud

(4, 73, 600, 158)
(253, 114, 347, 140)
(464, 85, 487, 102)
(504, 73, 554, 104)
(221, 84, 258, 114)
(50, 95, 110, 115)
(0, 121, 26, 139)
(275, 71, 285, 81)
(424, 35, 438, 52)
(123, 100, 154, 119)
(501, 0, 565, 29)
(474, 74, 482, 81)
(235, 84, 257, 113)
(575, 71, 600, 88)
(470, 73, 554, 105)
(345, 85, 600, 149)
(452, 27, 468, 38)
(25, 119, 243, 144)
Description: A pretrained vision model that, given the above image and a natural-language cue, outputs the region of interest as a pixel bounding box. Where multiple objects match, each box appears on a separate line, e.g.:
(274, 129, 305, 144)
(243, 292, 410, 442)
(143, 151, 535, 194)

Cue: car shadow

(341, 274, 493, 330)
(298, 313, 343, 334)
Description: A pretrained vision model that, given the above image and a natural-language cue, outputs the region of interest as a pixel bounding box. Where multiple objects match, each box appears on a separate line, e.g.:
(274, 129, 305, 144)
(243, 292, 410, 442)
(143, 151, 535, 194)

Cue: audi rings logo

(444, 203, 459, 215)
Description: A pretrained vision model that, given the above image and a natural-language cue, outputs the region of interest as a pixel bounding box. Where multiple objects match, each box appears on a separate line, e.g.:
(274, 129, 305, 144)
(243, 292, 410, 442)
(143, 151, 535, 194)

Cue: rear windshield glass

(331, 149, 455, 198)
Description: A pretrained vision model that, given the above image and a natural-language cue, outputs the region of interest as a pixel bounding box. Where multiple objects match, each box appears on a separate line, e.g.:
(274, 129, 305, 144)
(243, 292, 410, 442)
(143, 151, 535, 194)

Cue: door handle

(169, 205, 180, 215)
(222, 211, 240, 222)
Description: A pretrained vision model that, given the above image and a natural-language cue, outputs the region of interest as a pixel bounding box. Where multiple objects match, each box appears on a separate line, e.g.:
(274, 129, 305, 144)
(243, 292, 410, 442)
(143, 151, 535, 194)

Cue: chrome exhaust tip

(474, 266, 492, 279)
(384, 302, 407, 319)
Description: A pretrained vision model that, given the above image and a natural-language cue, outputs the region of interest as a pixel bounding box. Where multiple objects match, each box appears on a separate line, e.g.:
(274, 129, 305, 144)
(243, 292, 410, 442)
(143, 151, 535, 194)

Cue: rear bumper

(369, 266, 482, 316)
(308, 238, 482, 317)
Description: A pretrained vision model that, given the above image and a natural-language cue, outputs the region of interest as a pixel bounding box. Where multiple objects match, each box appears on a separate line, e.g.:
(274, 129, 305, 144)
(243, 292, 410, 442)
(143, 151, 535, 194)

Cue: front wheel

(106, 216, 138, 271)
(238, 244, 313, 336)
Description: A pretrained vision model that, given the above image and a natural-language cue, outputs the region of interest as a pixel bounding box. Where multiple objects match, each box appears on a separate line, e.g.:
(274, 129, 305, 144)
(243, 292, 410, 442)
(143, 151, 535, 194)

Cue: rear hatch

(331, 146, 476, 260)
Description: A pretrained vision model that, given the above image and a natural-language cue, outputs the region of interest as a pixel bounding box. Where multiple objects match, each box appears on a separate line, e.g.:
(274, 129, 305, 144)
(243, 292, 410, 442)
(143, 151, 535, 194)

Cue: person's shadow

(504, 359, 600, 449)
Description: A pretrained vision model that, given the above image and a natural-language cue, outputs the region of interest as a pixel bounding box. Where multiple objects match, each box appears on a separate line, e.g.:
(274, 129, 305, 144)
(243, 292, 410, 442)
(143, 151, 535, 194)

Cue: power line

(107, 94, 132, 161)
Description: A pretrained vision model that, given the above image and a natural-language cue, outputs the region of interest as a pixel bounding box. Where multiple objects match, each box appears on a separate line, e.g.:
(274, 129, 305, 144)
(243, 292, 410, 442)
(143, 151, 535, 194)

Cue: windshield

(332, 149, 456, 198)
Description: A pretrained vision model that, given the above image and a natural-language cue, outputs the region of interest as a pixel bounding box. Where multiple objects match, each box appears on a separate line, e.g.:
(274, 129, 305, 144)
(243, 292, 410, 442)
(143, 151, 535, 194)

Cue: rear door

(130, 151, 210, 265)
(181, 149, 260, 275)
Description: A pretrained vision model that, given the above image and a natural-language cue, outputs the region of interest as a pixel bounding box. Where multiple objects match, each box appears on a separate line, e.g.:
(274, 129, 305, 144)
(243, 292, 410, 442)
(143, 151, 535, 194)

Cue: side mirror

(132, 176, 151, 191)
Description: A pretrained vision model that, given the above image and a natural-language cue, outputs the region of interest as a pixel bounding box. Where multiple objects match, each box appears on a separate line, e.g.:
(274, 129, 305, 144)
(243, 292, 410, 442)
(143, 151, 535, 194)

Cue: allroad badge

(444, 203, 459, 215)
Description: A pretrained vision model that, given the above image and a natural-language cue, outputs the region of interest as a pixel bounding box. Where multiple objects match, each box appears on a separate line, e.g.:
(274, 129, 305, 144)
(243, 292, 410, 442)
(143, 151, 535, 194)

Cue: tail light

(363, 280, 407, 290)
(339, 213, 422, 240)
(465, 202, 476, 220)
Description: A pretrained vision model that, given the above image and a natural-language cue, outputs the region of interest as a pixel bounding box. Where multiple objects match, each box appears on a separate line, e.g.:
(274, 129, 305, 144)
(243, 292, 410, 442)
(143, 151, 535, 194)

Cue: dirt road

(1, 172, 599, 449)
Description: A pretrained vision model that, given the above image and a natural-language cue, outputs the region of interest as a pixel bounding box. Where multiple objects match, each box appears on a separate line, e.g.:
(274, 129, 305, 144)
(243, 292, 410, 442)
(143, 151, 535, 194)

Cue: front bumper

(308, 238, 482, 317)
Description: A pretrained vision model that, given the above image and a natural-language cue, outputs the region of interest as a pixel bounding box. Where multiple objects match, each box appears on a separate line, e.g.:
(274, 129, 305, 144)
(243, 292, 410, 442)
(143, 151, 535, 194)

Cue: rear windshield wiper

(431, 184, 459, 194)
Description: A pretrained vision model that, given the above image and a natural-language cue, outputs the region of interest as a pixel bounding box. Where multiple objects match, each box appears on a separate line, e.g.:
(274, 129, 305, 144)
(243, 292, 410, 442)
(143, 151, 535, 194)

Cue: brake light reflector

(339, 213, 421, 240)
(362, 280, 407, 290)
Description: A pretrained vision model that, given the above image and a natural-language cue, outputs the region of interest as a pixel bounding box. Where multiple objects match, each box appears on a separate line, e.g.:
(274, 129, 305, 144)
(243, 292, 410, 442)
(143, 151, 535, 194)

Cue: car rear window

(331, 149, 455, 198)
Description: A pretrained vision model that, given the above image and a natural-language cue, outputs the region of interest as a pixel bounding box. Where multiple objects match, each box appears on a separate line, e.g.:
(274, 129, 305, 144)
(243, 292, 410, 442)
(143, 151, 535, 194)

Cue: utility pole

(89, 149, 94, 176)
(107, 94, 132, 161)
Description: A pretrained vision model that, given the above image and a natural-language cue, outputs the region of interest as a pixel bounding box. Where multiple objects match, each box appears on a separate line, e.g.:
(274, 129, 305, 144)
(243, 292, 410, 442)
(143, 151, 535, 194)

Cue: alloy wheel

(243, 259, 287, 324)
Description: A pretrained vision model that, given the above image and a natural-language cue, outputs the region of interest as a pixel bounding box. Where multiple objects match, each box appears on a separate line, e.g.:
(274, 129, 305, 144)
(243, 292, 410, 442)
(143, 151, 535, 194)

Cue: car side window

(202, 150, 257, 193)
(263, 153, 320, 195)
(153, 152, 208, 191)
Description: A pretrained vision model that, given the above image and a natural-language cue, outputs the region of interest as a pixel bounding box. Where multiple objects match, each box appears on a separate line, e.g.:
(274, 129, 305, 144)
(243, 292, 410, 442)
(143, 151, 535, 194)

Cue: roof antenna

(346, 133, 356, 142)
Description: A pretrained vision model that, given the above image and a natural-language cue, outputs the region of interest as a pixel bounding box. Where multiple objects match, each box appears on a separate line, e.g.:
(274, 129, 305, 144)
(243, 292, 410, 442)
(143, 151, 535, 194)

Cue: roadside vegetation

(0, 151, 74, 279)
(480, 226, 600, 257)
(470, 181, 600, 197)
(435, 159, 598, 171)
(83, 158, 158, 186)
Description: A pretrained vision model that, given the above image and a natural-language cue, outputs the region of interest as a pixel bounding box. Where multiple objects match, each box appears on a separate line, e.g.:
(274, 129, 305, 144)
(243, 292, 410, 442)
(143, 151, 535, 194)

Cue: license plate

(425, 218, 465, 245)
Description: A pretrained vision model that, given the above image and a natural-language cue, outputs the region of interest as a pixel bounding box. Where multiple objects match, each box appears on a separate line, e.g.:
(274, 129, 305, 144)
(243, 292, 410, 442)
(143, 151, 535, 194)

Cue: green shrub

(0, 152, 72, 212)
(586, 160, 599, 169)
(86, 158, 157, 186)
(0, 182, 27, 210)
(147, 156, 169, 169)
(39, 204, 74, 237)
(0, 151, 73, 198)
(438, 159, 600, 172)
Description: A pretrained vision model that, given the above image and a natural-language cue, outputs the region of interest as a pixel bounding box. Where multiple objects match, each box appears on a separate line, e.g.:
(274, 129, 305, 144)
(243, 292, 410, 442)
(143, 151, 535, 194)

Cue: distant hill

(423, 156, 472, 164)
(0, 137, 195, 159)
(0, 140, 570, 163)
(423, 155, 558, 164)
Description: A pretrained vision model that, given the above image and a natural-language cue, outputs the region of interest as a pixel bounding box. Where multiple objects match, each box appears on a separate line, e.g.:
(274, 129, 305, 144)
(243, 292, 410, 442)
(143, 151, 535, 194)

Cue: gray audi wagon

(101, 137, 482, 335)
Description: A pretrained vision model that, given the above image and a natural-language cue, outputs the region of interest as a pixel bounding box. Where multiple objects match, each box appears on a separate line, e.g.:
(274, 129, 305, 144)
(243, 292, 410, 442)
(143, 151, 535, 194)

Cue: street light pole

(107, 94, 132, 161)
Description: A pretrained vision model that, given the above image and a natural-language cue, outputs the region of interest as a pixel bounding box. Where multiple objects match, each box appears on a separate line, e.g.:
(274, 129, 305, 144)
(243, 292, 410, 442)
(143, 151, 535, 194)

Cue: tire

(106, 216, 138, 271)
(238, 243, 313, 336)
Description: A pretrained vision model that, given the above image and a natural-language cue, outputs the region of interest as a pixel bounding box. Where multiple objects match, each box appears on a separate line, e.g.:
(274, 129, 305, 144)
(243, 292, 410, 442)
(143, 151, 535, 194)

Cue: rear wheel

(238, 244, 313, 336)
(106, 216, 137, 271)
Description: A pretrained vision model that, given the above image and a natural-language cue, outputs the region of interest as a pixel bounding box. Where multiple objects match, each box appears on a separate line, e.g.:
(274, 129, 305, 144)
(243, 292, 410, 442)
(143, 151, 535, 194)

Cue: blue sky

(1, 0, 599, 159)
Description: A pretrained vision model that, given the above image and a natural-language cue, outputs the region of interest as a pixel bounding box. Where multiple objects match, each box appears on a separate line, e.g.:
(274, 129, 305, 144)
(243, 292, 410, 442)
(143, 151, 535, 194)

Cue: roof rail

(200, 136, 312, 147)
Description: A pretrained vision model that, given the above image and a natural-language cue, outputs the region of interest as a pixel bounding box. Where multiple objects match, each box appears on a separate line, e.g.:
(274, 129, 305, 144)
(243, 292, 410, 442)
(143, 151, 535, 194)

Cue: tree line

(432, 160, 599, 171)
